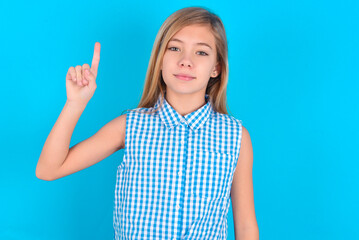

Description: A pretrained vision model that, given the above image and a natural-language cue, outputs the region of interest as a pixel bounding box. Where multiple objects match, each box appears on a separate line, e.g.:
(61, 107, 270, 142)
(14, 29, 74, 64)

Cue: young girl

(36, 6, 259, 240)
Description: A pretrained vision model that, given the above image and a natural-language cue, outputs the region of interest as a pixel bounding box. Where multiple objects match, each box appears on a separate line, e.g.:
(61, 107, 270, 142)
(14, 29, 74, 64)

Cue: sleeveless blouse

(113, 93, 243, 239)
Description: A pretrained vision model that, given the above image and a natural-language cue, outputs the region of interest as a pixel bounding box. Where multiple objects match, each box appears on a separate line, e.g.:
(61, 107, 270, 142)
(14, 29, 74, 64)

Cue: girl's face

(161, 24, 220, 98)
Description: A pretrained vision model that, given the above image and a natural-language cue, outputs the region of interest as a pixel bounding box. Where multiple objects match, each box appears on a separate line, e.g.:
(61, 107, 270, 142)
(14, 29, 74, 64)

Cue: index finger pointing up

(91, 42, 101, 77)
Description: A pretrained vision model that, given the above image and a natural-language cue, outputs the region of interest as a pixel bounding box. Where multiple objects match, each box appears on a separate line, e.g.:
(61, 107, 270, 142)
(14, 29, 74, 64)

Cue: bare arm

(36, 42, 126, 181)
(36, 99, 126, 181)
(231, 126, 259, 240)
(35, 101, 85, 180)
(36, 109, 126, 181)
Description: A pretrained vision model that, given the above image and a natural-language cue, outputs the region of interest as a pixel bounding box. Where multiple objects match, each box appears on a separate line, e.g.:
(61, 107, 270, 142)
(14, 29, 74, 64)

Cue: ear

(210, 62, 221, 78)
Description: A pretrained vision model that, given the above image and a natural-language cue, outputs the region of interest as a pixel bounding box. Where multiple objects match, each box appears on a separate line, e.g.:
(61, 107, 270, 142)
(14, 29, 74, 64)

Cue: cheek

(161, 54, 169, 68)
(198, 63, 213, 76)
(161, 56, 175, 73)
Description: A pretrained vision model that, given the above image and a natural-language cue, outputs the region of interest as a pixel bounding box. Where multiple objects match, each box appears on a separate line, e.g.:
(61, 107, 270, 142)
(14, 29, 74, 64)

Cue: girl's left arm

(230, 126, 259, 240)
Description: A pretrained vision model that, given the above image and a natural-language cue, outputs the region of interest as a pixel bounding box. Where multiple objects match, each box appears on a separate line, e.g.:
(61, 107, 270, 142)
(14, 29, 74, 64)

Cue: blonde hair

(123, 6, 232, 116)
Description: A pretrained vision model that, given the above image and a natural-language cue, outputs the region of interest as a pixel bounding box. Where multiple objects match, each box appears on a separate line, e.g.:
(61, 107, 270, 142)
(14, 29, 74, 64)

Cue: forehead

(170, 24, 215, 46)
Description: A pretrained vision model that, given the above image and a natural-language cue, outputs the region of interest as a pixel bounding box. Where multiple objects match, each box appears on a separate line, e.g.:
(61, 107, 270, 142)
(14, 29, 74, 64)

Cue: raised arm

(36, 109, 126, 181)
(36, 42, 125, 181)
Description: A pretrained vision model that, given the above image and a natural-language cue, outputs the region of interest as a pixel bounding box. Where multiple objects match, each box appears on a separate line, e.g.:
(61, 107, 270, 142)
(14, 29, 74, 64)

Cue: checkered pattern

(113, 92, 243, 239)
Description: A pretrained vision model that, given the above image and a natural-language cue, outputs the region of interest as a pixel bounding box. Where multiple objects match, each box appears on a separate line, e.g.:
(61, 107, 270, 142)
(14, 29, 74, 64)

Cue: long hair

(123, 6, 231, 115)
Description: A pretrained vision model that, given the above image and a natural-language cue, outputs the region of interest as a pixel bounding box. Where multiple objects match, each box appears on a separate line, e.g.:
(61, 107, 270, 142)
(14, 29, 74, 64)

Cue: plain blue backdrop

(0, 0, 358, 239)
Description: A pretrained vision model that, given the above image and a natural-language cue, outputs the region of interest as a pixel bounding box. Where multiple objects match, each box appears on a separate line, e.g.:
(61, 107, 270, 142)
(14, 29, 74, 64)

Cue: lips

(174, 74, 195, 81)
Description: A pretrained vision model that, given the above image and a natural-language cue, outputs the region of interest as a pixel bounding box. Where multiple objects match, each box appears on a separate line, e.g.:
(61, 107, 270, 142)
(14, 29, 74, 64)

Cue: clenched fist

(66, 42, 101, 106)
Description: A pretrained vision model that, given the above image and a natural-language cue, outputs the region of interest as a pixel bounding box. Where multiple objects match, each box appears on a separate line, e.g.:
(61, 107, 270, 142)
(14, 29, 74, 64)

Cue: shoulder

(102, 113, 127, 133)
(212, 112, 249, 149)
(212, 112, 243, 129)
(108, 113, 127, 149)
(238, 125, 252, 159)
(241, 125, 251, 146)
(108, 106, 159, 149)
(126, 106, 159, 116)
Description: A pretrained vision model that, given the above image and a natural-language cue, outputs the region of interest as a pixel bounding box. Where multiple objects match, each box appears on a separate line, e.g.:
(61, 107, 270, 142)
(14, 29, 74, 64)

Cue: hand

(65, 42, 101, 106)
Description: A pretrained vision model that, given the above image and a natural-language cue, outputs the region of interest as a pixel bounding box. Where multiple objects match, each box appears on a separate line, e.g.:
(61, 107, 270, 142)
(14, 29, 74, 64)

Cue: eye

(197, 51, 208, 56)
(168, 47, 180, 51)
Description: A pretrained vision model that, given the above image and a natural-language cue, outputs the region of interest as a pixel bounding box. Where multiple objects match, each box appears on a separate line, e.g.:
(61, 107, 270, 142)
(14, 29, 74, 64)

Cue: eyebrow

(169, 38, 213, 50)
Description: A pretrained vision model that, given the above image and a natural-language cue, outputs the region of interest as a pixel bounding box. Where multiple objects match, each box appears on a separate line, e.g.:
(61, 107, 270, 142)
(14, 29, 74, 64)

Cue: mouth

(174, 74, 196, 81)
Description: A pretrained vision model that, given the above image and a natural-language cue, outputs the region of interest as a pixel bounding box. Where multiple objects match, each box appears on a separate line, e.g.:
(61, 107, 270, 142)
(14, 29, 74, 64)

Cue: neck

(164, 90, 207, 116)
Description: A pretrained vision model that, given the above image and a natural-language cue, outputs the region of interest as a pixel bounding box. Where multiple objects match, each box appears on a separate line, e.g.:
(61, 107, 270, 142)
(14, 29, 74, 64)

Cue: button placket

(174, 119, 186, 217)
(180, 119, 188, 147)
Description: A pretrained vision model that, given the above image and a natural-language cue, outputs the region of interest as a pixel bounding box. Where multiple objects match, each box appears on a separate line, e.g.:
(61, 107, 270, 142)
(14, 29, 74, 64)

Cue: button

(178, 171, 182, 176)
(176, 204, 180, 210)
(180, 119, 186, 123)
(181, 140, 185, 144)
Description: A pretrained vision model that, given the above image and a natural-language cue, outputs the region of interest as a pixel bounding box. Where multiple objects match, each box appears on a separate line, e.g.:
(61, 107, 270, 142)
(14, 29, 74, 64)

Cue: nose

(178, 54, 193, 68)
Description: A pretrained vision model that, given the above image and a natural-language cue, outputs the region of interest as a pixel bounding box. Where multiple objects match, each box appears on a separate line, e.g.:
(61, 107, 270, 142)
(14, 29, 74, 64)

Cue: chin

(166, 85, 204, 96)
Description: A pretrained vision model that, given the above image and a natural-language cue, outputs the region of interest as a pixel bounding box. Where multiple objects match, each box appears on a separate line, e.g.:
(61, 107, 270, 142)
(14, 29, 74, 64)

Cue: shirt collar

(154, 92, 214, 131)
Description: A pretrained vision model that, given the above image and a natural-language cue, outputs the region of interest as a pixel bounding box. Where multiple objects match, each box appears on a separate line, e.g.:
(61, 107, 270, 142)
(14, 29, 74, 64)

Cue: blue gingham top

(113, 92, 243, 239)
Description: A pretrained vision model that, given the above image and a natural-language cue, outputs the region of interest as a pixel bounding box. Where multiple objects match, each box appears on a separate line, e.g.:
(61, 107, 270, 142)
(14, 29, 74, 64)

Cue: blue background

(1, 0, 358, 239)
